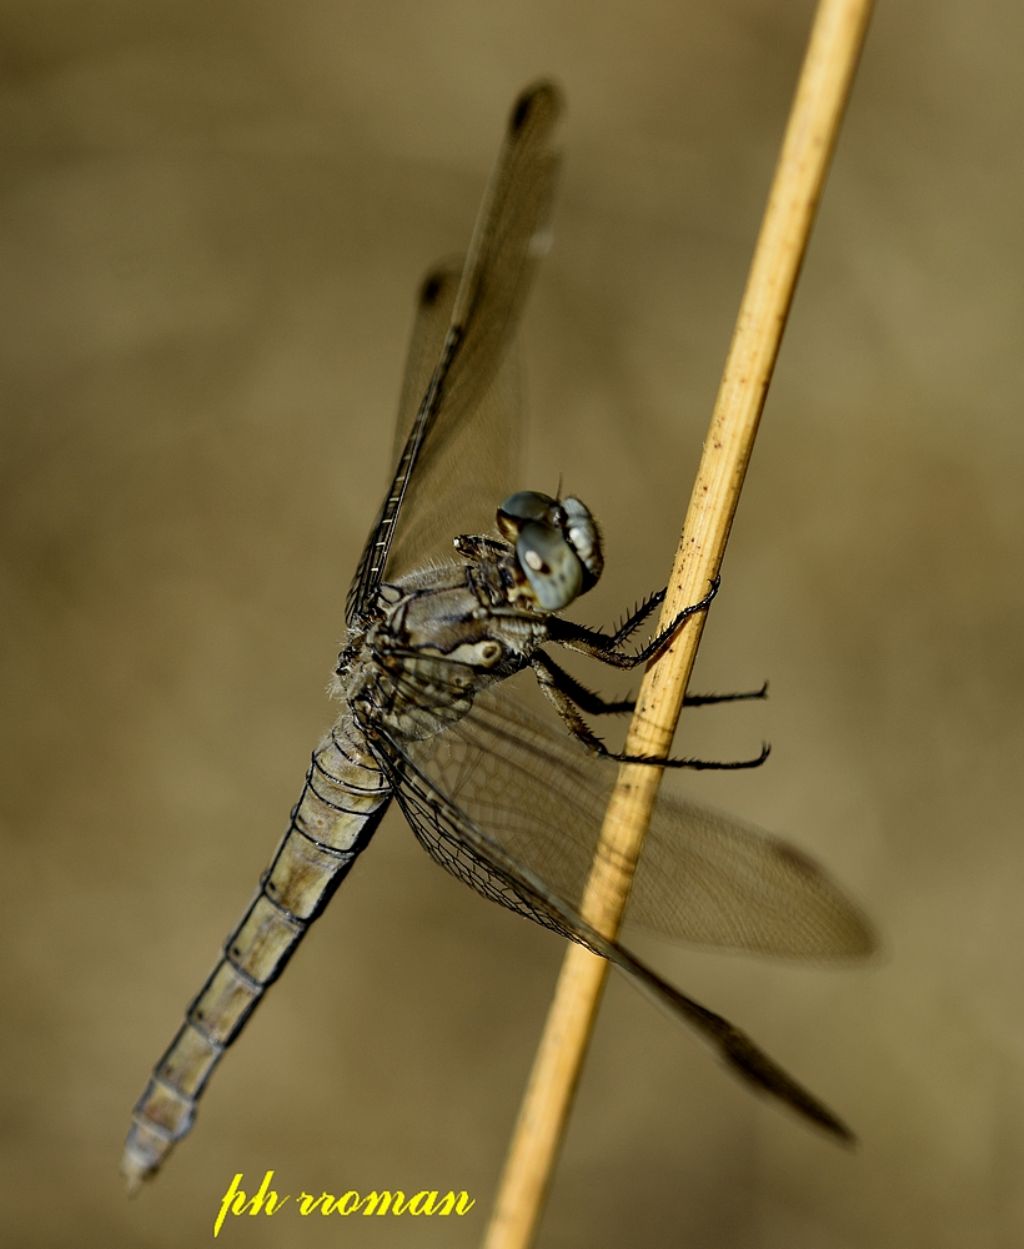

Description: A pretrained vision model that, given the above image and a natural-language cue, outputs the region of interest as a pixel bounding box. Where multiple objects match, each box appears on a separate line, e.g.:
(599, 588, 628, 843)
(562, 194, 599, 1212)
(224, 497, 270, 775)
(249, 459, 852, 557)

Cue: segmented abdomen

(121, 720, 389, 1188)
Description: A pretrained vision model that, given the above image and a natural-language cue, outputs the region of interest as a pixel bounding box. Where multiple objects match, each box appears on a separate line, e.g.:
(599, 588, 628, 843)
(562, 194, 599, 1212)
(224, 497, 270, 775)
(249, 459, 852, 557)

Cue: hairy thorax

(336, 554, 548, 742)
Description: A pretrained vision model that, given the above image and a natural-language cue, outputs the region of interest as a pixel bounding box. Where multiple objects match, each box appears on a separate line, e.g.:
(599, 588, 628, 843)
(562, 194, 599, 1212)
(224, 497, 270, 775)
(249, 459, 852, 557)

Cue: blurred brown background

(2, 2, 1022, 1246)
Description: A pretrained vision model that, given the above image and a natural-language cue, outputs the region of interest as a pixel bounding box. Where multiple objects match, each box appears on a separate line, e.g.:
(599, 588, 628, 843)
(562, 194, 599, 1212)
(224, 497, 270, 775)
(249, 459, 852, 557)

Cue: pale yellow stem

(482, 2, 875, 1246)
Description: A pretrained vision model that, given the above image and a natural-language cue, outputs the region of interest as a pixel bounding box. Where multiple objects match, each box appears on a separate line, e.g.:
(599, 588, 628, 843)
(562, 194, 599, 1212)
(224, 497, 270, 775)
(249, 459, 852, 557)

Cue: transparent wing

(372, 711, 858, 1139)
(347, 81, 562, 624)
(385, 267, 523, 583)
(390, 265, 462, 473)
(390, 681, 874, 959)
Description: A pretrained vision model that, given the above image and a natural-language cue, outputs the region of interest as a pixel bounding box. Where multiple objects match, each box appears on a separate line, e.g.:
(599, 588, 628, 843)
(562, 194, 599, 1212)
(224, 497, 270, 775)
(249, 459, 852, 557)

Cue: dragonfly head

(497, 490, 604, 611)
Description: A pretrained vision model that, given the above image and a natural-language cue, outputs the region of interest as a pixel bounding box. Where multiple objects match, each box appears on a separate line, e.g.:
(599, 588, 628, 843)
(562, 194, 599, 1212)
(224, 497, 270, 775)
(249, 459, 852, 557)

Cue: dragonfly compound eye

(496, 490, 560, 537)
(498, 490, 602, 608)
(514, 519, 584, 610)
(560, 496, 603, 590)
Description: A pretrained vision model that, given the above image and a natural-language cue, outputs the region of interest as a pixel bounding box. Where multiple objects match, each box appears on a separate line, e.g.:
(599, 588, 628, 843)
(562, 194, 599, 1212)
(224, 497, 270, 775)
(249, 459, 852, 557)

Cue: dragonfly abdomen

(122, 722, 390, 1189)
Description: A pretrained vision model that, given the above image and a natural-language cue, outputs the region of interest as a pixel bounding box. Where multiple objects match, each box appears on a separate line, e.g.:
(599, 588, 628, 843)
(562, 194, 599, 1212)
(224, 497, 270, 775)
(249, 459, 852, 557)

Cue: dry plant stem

(482, 2, 875, 1246)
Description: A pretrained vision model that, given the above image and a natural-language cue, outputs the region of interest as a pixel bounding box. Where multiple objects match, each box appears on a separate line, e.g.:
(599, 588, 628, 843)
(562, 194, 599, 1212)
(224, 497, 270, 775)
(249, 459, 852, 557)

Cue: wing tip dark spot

(419, 269, 447, 307)
(510, 80, 562, 134)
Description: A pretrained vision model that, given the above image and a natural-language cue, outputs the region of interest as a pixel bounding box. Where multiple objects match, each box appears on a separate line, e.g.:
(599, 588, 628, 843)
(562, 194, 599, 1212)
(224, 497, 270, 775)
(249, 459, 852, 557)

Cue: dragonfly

(122, 81, 873, 1190)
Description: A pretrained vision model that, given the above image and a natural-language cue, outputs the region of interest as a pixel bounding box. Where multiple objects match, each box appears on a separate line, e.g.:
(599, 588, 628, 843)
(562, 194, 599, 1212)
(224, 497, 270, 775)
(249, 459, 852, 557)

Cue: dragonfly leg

(606, 588, 666, 646)
(553, 585, 763, 704)
(685, 680, 769, 707)
(452, 533, 510, 562)
(531, 651, 635, 715)
(547, 577, 720, 669)
(534, 649, 767, 713)
(530, 651, 770, 771)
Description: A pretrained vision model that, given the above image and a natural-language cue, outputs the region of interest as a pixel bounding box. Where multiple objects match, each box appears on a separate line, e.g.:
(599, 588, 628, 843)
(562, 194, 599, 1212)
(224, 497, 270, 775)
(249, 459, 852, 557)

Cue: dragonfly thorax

(346, 557, 549, 742)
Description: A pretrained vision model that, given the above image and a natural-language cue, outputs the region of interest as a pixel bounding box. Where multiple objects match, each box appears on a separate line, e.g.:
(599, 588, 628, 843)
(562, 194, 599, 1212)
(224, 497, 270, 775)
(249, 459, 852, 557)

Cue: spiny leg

(606, 588, 665, 647)
(530, 651, 635, 716)
(547, 577, 720, 670)
(452, 533, 509, 562)
(532, 653, 768, 718)
(685, 680, 769, 707)
(530, 651, 770, 771)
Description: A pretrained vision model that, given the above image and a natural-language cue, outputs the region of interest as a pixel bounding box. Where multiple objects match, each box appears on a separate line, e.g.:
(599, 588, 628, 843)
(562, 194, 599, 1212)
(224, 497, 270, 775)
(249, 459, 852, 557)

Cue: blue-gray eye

(497, 490, 604, 608)
(497, 491, 559, 536)
(561, 496, 603, 589)
(515, 519, 584, 610)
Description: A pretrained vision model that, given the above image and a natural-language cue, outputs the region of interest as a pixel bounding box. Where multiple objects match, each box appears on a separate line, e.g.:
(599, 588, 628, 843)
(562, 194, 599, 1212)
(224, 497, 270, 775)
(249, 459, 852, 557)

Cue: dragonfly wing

(374, 714, 855, 1140)
(347, 82, 562, 624)
(385, 270, 524, 584)
(389, 681, 874, 959)
(348, 264, 461, 621)
(390, 266, 462, 473)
